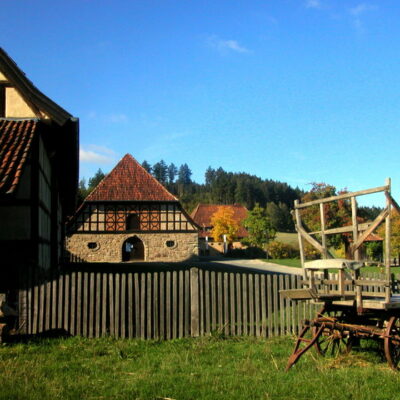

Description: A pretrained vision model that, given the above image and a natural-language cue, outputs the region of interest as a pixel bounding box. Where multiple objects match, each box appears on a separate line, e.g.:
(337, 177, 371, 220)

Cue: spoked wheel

(384, 316, 400, 370)
(313, 309, 353, 356)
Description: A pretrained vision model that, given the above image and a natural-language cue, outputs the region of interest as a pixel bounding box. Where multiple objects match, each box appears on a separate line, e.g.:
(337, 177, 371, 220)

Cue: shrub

(265, 241, 299, 259)
(226, 247, 267, 259)
(304, 243, 321, 260)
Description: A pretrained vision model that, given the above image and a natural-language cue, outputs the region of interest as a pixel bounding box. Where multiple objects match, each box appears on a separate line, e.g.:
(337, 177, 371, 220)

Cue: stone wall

(66, 232, 199, 263)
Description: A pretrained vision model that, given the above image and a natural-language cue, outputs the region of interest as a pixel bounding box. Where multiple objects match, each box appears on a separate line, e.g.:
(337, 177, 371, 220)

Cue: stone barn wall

(66, 232, 199, 263)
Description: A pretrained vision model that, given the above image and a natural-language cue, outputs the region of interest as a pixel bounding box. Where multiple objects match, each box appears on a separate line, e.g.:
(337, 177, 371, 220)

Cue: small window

(166, 240, 175, 248)
(87, 242, 99, 250)
(126, 213, 140, 230)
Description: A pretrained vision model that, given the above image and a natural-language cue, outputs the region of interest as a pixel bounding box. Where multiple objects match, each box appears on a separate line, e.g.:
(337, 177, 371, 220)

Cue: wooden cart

(283, 179, 400, 370)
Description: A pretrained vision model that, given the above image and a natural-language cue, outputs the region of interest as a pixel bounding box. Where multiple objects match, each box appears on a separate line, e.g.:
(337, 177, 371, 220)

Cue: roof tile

(85, 154, 178, 202)
(0, 119, 37, 195)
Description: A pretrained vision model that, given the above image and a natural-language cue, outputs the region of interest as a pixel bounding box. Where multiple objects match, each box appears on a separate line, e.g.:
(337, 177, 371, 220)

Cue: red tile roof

(190, 204, 249, 238)
(0, 119, 37, 195)
(85, 154, 178, 202)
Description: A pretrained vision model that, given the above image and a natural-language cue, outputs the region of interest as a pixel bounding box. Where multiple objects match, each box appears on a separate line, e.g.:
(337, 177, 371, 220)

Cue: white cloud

(105, 113, 129, 123)
(305, 0, 322, 9)
(350, 3, 377, 16)
(80, 145, 116, 164)
(208, 35, 250, 54)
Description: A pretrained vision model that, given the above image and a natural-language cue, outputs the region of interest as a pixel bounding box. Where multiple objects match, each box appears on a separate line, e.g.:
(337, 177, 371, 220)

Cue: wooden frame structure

(287, 178, 400, 311)
(283, 179, 400, 370)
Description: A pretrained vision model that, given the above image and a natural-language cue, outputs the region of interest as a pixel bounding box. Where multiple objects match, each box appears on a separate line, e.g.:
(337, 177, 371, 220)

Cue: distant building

(0, 48, 79, 321)
(66, 154, 199, 262)
(190, 204, 248, 255)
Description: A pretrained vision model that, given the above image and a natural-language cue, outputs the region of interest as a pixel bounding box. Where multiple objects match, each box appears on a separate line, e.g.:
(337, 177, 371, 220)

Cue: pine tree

(142, 160, 152, 173)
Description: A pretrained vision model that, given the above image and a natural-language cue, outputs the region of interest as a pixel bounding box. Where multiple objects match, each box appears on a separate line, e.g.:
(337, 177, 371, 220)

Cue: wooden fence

(20, 266, 398, 340)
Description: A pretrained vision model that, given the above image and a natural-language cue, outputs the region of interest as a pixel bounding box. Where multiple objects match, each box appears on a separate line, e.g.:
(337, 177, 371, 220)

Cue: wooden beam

(351, 196, 359, 260)
(385, 191, 400, 214)
(297, 225, 331, 256)
(350, 207, 389, 252)
(295, 185, 389, 209)
(309, 222, 372, 236)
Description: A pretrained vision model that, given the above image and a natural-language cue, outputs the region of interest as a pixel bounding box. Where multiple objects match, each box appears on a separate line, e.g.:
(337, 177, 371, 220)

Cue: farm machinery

(282, 179, 400, 370)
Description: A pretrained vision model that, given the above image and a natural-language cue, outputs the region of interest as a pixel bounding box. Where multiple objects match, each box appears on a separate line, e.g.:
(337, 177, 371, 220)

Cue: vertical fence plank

(242, 273, 248, 335)
(217, 272, 223, 331)
(114, 273, 120, 338)
(27, 269, 32, 334)
(96, 272, 101, 338)
(141, 273, 146, 339)
(102, 273, 107, 337)
(166, 271, 171, 340)
(248, 274, 254, 336)
(108, 273, 114, 337)
(204, 270, 210, 334)
(199, 269, 205, 336)
(230, 273, 236, 336)
(190, 268, 200, 337)
(154, 272, 159, 340)
(285, 275, 290, 334)
(83, 272, 88, 337)
(178, 270, 184, 338)
(147, 273, 152, 339)
(128, 273, 133, 338)
(267, 275, 272, 337)
(224, 272, 229, 335)
(211, 271, 217, 332)
(134, 273, 140, 338)
(184, 269, 190, 337)
(261, 274, 267, 337)
(159, 271, 165, 340)
(279, 275, 285, 336)
(121, 273, 126, 339)
(172, 271, 177, 339)
(57, 272, 63, 331)
(63, 273, 69, 334)
(76, 271, 82, 336)
(236, 273, 242, 336)
(273, 275, 279, 336)
(70, 271, 76, 335)
(255, 274, 260, 337)
(89, 272, 95, 338)
(45, 279, 51, 332)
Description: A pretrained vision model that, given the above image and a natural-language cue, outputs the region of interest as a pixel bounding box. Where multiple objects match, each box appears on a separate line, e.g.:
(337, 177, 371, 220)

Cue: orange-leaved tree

(210, 207, 240, 243)
(377, 210, 400, 259)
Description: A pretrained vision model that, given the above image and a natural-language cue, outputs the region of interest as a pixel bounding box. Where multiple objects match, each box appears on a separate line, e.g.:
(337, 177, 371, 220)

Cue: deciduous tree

(243, 203, 276, 249)
(210, 207, 240, 243)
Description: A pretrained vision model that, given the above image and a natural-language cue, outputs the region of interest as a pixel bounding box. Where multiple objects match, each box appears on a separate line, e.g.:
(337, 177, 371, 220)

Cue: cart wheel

(384, 316, 400, 370)
(313, 326, 353, 356)
(313, 310, 353, 356)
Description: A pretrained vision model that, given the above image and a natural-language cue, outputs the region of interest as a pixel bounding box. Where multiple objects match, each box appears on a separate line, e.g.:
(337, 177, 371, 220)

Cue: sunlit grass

(1, 335, 400, 399)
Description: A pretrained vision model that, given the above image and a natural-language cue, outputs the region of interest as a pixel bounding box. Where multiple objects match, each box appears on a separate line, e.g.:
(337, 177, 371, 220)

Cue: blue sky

(2, 0, 399, 206)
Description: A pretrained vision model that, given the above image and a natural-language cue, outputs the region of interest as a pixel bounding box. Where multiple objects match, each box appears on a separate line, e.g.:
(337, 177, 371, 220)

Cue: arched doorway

(122, 237, 145, 261)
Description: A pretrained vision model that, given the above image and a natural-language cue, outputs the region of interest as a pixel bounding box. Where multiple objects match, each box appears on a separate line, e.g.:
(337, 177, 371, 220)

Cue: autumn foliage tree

(210, 207, 240, 243)
(300, 183, 352, 249)
(378, 210, 400, 260)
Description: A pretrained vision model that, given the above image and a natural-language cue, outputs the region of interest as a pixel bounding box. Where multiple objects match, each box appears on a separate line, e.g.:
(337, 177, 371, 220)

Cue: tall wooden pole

(385, 178, 392, 303)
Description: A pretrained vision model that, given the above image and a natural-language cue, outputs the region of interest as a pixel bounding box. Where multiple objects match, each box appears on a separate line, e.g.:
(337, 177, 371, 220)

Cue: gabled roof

(0, 48, 72, 126)
(85, 154, 179, 202)
(190, 204, 249, 238)
(0, 119, 38, 195)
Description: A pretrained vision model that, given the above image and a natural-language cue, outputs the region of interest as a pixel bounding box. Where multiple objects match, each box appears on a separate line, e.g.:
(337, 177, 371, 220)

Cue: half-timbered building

(0, 48, 79, 322)
(66, 154, 199, 262)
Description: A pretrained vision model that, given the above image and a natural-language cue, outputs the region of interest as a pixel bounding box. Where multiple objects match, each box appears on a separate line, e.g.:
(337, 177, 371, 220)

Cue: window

(126, 213, 140, 230)
(87, 242, 99, 250)
(166, 240, 175, 248)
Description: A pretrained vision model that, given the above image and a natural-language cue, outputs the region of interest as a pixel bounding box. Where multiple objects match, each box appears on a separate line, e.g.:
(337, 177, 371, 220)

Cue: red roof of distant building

(190, 204, 248, 238)
(85, 154, 178, 202)
(0, 119, 37, 195)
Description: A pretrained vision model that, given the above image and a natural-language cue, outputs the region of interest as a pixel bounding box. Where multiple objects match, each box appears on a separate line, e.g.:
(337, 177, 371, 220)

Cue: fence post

(190, 267, 200, 337)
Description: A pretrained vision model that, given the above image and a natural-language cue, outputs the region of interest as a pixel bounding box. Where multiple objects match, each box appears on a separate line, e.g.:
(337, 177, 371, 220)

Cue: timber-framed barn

(66, 154, 199, 262)
(0, 48, 79, 322)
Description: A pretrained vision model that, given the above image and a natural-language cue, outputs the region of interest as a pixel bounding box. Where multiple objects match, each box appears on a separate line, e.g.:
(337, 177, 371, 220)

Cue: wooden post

(294, 200, 305, 269)
(385, 178, 392, 303)
(190, 267, 200, 337)
(352, 196, 362, 309)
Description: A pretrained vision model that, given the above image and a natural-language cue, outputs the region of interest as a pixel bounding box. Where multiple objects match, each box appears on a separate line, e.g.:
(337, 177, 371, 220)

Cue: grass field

(1, 335, 400, 399)
(275, 232, 299, 249)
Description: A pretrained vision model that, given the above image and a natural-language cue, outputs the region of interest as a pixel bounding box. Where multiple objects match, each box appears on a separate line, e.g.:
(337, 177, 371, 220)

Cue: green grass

(275, 232, 299, 249)
(263, 258, 302, 268)
(1, 335, 400, 399)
